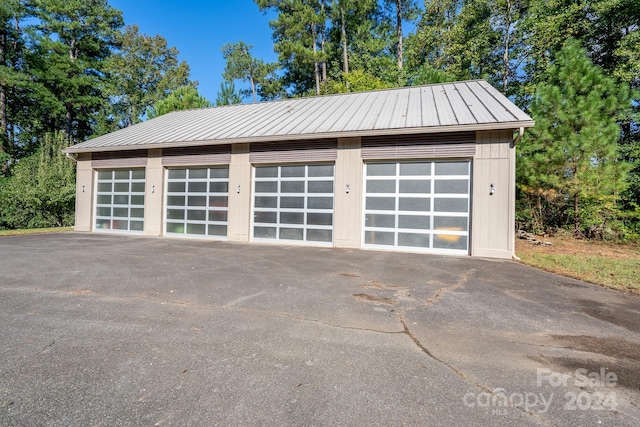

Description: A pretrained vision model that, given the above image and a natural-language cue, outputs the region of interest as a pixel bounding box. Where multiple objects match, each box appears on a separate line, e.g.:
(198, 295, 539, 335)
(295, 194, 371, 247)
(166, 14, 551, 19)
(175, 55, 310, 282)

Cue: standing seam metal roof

(66, 80, 534, 153)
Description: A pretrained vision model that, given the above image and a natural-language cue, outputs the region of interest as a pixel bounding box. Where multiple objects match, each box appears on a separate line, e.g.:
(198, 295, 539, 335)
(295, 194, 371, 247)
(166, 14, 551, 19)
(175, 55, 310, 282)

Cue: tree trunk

(250, 76, 257, 103)
(0, 88, 6, 147)
(502, 0, 512, 92)
(312, 26, 320, 95)
(573, 192, 580, 234)
(69, 38, 77, 60)
(0, 26, 7, 148)
(396, 0, 403, 70)
(536, 194, 542, 232)
(66, 37, 78, 138)
(340, 4, 349, 90)
(66, 107, 73, 140)
(320, 1, 327, 83)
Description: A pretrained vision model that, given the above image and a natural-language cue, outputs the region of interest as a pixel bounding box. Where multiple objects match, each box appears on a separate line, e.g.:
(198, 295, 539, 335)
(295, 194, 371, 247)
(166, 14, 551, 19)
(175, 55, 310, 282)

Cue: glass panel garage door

(364, 161, 470, 254)
(253, 164, 334, 244)
(95, 169, 145, 232)
(165, 167, 229, 238)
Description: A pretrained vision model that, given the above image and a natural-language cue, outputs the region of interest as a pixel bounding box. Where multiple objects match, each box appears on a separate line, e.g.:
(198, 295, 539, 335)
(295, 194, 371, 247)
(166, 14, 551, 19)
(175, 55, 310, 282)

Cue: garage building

(65, 80, 534, 259)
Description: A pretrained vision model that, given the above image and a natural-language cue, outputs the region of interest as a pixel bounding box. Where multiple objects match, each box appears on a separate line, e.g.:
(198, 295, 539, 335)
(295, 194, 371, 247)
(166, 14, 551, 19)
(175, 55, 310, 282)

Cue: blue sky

(109, 0, 278, 103)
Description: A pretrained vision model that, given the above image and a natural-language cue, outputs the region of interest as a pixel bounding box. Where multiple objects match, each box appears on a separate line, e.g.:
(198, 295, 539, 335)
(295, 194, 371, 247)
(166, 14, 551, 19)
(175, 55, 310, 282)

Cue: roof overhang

(64, 121, 534, 154)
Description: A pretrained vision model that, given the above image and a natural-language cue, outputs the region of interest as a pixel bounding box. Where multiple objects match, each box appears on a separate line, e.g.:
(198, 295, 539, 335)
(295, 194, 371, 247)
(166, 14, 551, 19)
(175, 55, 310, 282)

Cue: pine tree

(30, 0, 123, 141)
(147, 86, 211, 119)
(256, 0, 328, 96)
(221, 41, 275, 103)
(518, 39, 633, 235)
(215, 81, 242, 106)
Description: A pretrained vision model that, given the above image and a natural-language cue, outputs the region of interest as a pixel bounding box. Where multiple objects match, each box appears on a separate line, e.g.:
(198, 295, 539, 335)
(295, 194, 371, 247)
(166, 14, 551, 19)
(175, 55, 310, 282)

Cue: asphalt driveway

(0, 233, 638, 426)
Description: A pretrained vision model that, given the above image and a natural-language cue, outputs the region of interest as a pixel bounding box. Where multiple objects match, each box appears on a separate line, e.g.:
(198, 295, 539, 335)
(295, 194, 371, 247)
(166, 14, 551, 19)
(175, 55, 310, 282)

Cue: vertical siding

(334, 137, 363, 248)
(144, 149, 164, 236)
(472, 130, 515, 258)
(74, 154, 93, 232)
(227, 144, 251, 242)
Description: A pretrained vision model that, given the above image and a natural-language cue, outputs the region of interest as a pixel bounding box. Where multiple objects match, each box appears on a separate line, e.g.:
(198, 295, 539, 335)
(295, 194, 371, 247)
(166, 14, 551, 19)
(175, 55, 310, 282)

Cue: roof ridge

(167, 79, 492, 115)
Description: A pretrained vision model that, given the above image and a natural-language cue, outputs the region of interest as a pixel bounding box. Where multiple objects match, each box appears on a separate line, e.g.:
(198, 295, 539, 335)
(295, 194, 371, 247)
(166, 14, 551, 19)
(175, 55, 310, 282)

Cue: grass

(516, 233, 640, 294)
(0, 226, 73, 237)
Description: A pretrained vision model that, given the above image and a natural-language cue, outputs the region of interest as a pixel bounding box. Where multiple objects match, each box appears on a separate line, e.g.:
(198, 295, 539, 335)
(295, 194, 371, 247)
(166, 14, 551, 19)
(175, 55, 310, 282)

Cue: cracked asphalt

(0, 233, 639, 426)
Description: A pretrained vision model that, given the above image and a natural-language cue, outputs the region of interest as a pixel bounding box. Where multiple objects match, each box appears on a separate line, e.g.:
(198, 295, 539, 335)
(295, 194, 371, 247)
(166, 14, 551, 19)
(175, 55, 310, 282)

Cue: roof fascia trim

(64, 121, 535, 154)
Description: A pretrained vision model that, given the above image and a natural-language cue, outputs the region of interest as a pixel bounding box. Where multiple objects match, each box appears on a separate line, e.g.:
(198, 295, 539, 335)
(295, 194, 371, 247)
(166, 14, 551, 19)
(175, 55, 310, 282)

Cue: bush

(0, 132, 75, 230)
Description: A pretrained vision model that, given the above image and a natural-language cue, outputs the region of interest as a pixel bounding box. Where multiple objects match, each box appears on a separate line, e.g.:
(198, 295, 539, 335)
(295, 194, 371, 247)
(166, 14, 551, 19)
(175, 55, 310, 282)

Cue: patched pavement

(0, 233, 638, 426)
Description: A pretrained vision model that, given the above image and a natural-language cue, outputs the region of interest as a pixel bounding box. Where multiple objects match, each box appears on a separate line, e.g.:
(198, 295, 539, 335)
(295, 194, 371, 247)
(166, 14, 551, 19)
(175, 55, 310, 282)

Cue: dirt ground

(516, 234, 640, 260)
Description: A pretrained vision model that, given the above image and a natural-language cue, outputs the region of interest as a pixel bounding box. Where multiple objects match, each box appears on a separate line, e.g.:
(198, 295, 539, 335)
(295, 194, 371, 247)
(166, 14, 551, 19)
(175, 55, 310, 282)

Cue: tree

(0, 131, 75, 229)
(405, 0, 460, 74)
(256, 0, 328, 96)
(493, 0, 528, 94)
(383, 0, 418, 71)
(326, 0, 394, 89)
(518, 39, 633, 235)
(102, 25, 192, 131)
(221, 41, 274, 103)
(321, 69, 393, 94)
(0, 0, 23, 158)
(147, 86, 211, 119)
(215, 81, 242, 106)
(406, 0, 519, 90)
(30, 0, 123, 142)
(0, 0, 44, 165)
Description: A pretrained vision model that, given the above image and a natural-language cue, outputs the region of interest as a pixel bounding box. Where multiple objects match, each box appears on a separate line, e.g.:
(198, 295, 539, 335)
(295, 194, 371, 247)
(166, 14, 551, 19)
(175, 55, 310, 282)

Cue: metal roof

(66, 80, 534, 153)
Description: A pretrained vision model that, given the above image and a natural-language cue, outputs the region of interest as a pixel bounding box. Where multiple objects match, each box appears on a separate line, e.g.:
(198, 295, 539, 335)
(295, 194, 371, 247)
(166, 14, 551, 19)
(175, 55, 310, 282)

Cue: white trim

(94, 168, 146, 234)
(362, 160, 471, 255)
(251, 163, 335, 245)
(163, 166, 230, 240)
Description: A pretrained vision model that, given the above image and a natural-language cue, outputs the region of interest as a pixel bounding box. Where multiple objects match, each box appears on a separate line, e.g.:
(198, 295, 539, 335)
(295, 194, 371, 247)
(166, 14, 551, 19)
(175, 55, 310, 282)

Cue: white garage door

(363, 161, 470, 254)
(95, 169, 145, 232)
(165, 167, 229, 238)
(253, 164, 334, 244)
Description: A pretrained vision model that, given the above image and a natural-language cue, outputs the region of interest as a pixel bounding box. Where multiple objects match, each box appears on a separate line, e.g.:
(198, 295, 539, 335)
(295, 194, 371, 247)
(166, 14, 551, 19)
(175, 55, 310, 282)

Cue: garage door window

(364, 161, 470, 254)
(253, 164, 334, 243)
(95, 169, 145, 232)
(165, 167, 229, 238)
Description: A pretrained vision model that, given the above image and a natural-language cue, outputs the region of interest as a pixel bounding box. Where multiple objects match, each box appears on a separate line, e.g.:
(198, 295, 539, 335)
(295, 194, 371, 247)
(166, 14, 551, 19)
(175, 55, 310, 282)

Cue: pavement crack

(398, 313, 471, 381)
(224, 305, 404, 335)
(398, 312, 555, 426)
(2, 285, 402, 336)
(36, 340, 55, 354)
(423, 269, 475, 307)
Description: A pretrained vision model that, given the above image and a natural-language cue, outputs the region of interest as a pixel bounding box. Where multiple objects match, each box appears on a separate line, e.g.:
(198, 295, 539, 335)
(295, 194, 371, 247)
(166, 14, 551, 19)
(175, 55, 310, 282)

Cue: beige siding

(227, 143, 251, 242)
(74, 154, 93, 231)
(144, 149, 164, 236)
(471, 130, 515, 258)
(334, 137, 363, 248)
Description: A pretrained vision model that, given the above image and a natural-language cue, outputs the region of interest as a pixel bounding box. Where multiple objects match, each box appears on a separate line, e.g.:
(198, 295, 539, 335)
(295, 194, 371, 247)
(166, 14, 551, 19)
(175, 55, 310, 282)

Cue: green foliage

(221, 41, 276, 103)
(0, 0, 637, 237)
(256, 0, 329, 96)
(100, 25, 193, 131)
(215, 81, 243, 106)
(517, 39, 634, 235)
(0, 132, 75, 229)
(410, 63, 457, 85)
(147, 86, 211, 119)
(321, 70, 393, 94)
(30, 0, 124, 141)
